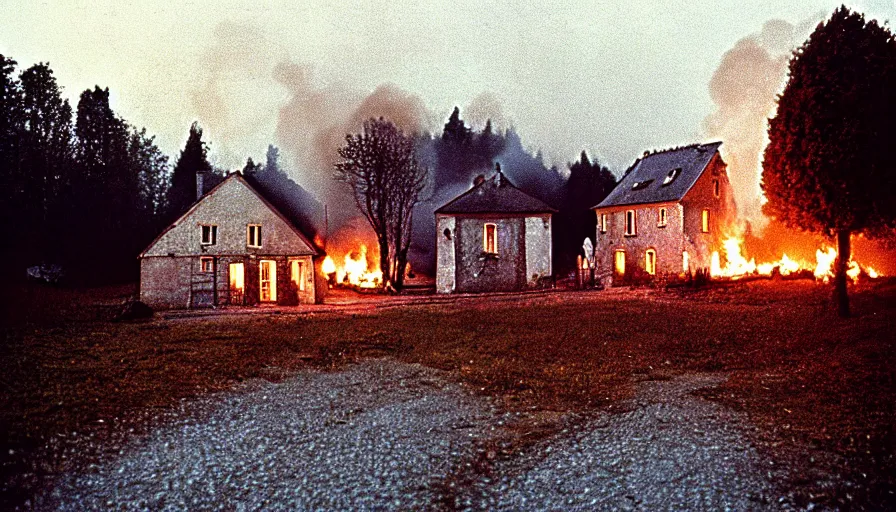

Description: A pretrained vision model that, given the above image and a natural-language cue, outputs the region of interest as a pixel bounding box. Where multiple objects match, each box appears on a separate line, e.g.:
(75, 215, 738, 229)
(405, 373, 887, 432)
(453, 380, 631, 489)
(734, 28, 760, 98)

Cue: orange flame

(710, 237, 882, 282)
(322, 244, 383, 289)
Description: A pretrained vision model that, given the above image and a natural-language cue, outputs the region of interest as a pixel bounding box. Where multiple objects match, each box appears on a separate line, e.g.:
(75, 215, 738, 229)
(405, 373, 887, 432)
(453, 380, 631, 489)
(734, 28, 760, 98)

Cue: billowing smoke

(703, 19, 797, 223)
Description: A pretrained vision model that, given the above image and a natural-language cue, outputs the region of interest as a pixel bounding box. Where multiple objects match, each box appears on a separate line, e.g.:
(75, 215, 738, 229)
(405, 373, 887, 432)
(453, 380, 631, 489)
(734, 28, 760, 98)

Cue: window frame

(200, 224, 217, 246)
(645, 249, 657, 275)
(199, 256, 214, 273)
(713, 179, 720, 198)
(701, 209, 710, 233)
(624, 210, 637, 236)
(483, 223, 498, 254)
(247, 224, 262, 248)
(600, 213, 608, 233)
(657, 207, 667, 228)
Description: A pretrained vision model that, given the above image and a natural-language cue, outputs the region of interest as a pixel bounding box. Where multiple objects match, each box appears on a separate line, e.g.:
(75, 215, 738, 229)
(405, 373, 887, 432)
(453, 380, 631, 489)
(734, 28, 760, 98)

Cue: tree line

(0, 56, 172, 283)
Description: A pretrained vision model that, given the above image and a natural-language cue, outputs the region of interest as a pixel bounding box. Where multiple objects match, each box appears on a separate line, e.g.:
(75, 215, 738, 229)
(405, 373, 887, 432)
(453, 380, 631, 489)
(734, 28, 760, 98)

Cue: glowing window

(701, 209, 710, 233)
(483, 223, 498, 254)
(600, 213, 608, 233)
(200, 225, 217, 245)
(290, 259, 306, 291)
(624, 210, 636, 236)
(682, 251, 690, 273)
(658, 208, 667, 227)
(247, 224, 262, 248)
(614, 250, 626, 276)
(200, 257, 214, 273)
(645, 249, 656, 275)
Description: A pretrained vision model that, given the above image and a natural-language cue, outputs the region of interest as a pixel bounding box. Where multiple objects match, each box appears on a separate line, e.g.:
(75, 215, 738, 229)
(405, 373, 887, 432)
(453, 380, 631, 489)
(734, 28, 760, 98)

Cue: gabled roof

(594, 142, 723, 209)
(435, 171, 557, 215)
(139, 172, 322, 258)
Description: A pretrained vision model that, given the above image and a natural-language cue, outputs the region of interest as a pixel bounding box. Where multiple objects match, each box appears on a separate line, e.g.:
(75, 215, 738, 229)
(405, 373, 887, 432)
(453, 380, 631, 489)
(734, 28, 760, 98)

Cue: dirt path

(33, 359, 833, 511)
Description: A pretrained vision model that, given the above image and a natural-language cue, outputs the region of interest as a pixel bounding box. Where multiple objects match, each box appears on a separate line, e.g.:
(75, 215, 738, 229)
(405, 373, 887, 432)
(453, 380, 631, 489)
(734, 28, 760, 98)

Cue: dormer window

(662, 168, 682, 186)
(631, 179, 653, 190)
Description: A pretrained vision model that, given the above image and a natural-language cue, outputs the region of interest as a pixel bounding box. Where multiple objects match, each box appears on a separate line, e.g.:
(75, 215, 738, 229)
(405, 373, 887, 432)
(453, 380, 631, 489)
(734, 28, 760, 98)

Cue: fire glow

(322, 244, 383, 289)
(709, 237, 881, 282)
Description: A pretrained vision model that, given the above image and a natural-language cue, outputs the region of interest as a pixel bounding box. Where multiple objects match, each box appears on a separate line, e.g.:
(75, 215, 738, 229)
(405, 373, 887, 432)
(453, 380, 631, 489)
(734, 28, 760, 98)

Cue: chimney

(473, 174, 486, 187)
(196, 170, 206, 201)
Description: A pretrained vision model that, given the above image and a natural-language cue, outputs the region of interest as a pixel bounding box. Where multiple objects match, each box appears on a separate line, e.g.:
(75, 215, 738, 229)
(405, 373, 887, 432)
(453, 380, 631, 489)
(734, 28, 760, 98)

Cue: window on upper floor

(658, 208, 667, 227)
(663, 168, 682, 186)
(247, 224, 262, 248)
(702, 209, 710, 233)
(600, 213, 608, 233)
(713, 179, 720, 198)
(200, 224, 217, 245)
(483, 223, 498, 254)
(624, 210, 637, 236)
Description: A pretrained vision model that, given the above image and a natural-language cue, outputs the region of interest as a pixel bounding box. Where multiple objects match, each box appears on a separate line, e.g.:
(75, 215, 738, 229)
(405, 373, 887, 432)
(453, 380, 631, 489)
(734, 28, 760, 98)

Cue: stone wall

(435, 216, 457, 293)
(524, 215, 552, 285)
(454, 217, 526, 293)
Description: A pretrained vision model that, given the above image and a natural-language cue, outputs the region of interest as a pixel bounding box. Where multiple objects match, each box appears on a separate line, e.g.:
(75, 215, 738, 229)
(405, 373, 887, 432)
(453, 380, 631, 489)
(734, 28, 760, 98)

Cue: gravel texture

(467, 374, 794, 511)
(37, 360, 503, 511)
(35, 361, 832, 511)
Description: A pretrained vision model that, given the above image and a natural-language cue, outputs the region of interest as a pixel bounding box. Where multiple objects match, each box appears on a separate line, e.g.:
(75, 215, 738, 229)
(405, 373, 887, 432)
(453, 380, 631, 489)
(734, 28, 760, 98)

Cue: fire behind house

(435, 165, 556, 293)
(593, 142, 736, 283)
(139, 171, 327, 308)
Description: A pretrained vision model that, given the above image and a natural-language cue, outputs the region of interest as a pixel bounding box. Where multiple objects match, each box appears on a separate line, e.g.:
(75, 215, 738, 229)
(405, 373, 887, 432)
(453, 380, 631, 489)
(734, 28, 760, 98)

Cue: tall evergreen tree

(762, 7, 896, 317)
(168, 121, 212, 219)
(264, 144, 281, 175)
(19, 63, 74, 261)
(558, 150, 617, 270)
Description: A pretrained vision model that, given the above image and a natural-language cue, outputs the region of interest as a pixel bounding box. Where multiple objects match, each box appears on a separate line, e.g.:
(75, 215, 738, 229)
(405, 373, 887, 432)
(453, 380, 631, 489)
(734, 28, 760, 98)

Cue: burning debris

(323, 245, 384, 289)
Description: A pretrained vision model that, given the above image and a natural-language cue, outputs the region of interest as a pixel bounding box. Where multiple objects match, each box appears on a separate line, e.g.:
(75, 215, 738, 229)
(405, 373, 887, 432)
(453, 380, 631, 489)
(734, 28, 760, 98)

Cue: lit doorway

(259, 260, 277, 302)
(229, 263, 245, 304)
(614, 250, 626, 277)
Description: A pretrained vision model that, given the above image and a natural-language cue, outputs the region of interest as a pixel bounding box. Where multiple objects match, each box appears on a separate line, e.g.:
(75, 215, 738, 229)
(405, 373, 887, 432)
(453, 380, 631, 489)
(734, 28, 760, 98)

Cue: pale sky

(2, 0, 894, 180)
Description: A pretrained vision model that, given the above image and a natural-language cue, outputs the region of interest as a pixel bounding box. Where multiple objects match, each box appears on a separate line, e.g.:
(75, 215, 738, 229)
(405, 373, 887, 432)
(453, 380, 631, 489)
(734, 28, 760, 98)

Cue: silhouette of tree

(168, 121, 212, 219)
(762, 7, 896, 317)
(335, 118, 427, 290)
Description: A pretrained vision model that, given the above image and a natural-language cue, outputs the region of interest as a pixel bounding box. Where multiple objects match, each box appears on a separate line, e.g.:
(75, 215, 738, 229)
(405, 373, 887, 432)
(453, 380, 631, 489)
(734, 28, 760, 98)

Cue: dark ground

(1, 279, 894, 509)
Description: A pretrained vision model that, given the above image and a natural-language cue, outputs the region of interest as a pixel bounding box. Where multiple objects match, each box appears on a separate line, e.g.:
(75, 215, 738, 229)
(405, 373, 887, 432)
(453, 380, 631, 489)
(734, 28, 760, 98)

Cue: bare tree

(335, 117, 427, 290)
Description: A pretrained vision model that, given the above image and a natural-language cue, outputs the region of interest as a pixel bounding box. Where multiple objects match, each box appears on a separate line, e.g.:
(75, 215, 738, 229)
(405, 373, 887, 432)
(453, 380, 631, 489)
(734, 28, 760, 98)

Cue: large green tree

(762, 7, 896, 317)
(335, 118, 427, 290)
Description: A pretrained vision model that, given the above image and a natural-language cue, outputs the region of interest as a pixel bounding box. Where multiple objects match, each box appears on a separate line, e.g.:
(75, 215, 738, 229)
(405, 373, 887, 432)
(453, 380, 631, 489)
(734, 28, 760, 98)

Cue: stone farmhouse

(139, 172, 327, 308)
(435, 166, 555, 293)
(593, 142, 736, 283)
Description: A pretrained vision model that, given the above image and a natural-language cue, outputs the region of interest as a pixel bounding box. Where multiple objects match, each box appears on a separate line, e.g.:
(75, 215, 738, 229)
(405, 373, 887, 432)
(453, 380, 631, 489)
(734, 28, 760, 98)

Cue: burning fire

(322, 244, 383, 289)
(710, 237, 882, 282)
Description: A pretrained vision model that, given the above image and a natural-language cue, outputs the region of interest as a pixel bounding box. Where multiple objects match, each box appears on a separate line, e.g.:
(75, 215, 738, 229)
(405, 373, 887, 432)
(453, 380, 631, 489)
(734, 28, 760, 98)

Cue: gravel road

(36, 360, 830, 511)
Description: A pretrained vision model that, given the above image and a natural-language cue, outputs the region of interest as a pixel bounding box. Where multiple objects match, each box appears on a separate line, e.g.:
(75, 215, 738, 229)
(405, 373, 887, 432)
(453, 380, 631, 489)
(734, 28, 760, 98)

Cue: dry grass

(1, 279, 894, 508)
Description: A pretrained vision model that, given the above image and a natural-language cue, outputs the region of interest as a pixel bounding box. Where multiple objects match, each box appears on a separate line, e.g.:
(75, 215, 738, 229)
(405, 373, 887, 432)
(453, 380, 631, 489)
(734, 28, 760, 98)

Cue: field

(1, 279, 894, 509)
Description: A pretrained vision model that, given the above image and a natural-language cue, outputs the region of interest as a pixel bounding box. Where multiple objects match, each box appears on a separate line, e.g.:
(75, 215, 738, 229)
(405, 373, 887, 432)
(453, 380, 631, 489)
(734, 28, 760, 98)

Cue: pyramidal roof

(595, 141, 723, 209)
(435, 170, 556, 215)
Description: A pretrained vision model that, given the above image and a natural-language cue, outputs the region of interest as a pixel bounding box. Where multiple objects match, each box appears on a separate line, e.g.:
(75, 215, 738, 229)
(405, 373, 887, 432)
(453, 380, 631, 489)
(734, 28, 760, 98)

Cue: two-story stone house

(139, 172, 327, 308)
(592, 142, 736, 283)
(435, 167, 555, 293)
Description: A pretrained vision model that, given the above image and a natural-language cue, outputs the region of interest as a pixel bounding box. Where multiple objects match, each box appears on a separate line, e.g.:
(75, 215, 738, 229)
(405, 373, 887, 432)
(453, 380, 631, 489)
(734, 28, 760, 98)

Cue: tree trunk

(378, 236, 390, 289)
(394, 247, 408, 291)
(834, 230, 851, 318)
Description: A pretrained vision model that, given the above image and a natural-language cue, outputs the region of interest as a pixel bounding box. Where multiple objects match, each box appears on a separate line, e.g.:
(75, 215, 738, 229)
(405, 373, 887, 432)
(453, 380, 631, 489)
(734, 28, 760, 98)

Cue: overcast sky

(2, 1, 894, 179)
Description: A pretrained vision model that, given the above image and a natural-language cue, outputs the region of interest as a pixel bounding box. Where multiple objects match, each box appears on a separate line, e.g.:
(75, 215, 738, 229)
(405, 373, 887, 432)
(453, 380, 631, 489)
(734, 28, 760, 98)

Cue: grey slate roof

(435, 172, 557, 215)
(595, 142, 723, 209)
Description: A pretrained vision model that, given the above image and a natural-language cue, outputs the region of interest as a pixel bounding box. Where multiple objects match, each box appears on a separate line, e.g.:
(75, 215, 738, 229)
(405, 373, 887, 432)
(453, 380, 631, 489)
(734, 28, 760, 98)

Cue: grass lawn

(1, 279, 894, 508)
